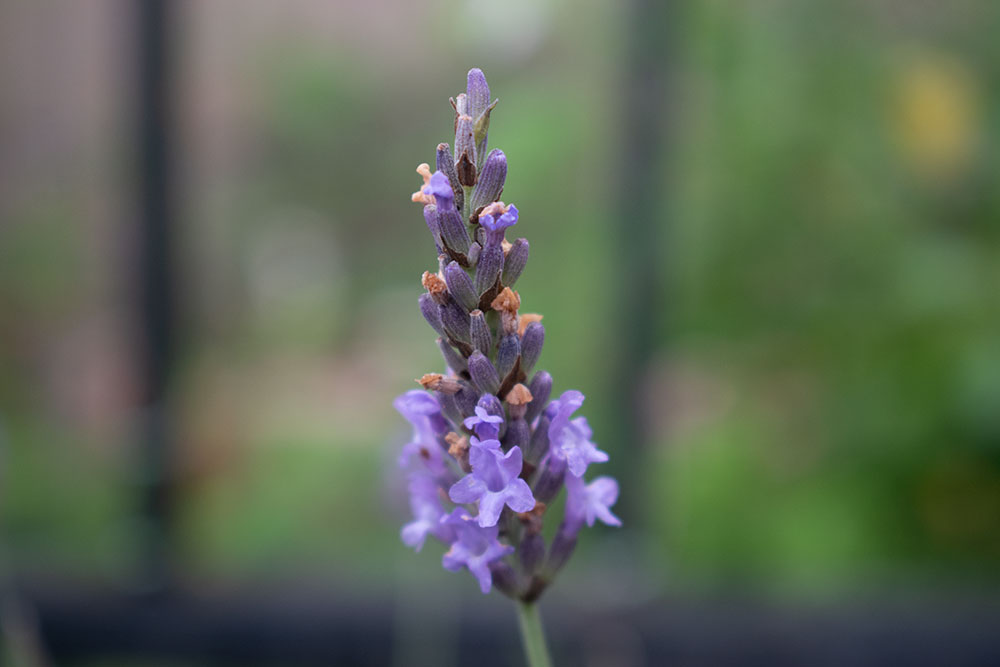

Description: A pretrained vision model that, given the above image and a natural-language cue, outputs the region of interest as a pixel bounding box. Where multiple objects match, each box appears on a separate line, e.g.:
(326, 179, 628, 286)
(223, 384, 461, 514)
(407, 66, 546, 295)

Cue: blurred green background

(2, 0, 999, 610)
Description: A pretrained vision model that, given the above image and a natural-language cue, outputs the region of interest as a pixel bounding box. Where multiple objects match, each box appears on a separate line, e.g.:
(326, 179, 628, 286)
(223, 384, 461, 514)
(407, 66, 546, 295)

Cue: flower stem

(515, 601, 553, 667)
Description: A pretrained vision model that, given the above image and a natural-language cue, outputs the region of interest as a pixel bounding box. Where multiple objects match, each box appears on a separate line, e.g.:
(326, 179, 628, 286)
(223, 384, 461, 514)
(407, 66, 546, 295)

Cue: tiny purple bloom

(547, 390, 609, 477)
(394, 390, 448, 473)
(441, 508, 514, 593)
(401, 473, 454, 551)
(564, 473, 622, 530)
(449, 438, 535, 527)
(423, 170, 455, 209)
(463, 405, 504, 440)
(479, 204, 519, 233)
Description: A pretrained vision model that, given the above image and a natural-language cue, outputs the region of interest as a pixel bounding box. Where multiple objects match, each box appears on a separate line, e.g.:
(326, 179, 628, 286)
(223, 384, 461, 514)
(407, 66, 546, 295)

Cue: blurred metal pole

(136, 0, 175, 589)
(610, 0, 673, 525)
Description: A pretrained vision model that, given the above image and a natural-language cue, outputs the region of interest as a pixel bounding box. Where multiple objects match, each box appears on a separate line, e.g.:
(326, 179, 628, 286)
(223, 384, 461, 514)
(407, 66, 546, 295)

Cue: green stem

(515, 601, 553, 667)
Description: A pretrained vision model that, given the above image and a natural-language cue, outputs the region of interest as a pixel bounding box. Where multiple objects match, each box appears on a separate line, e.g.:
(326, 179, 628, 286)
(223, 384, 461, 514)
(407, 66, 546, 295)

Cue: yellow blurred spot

(893, 54, 980, 179)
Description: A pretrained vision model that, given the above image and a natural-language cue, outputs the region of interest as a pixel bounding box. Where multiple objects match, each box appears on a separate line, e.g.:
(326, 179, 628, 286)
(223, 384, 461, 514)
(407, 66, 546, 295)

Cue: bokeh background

(2, 0, 999, 665)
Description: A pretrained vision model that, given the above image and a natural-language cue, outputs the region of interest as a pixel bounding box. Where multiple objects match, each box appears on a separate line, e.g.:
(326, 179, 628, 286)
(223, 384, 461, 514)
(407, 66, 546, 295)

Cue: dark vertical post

(136, 0, 175, 589)
(609, 0, 673, 524)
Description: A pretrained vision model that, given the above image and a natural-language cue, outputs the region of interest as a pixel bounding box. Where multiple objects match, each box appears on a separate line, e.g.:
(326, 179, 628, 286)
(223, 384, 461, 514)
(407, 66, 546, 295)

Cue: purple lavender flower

(449, 437, 535, 527)
(547, 390, 609, 477)
(401, 473, 454, 551)
(394, 69, 619, 613)
(479, 203, 519, 247)
(564, 472, 622, 530)
(464, 405, 504, 440)
(423, 170, 455, 209)
(394, 390, 449, 474)
(441, 509, 514, 593)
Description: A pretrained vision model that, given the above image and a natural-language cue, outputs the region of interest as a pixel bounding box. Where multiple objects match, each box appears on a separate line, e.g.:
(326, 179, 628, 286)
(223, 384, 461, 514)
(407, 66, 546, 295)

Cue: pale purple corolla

(449, 438, 535, 527)
(547, 390, 609, 477)
(441, 509, 514, 593)
(464, 405, 504, 440)
(564, 472, 622, 531)
(401, 473, 454, 551)
(394, 390, 449, 474)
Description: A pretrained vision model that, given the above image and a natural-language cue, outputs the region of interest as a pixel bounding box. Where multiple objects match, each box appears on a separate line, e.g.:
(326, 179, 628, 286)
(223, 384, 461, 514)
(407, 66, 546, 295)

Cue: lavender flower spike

(449, 438, 535, 527)
(396, 72, 618, 658)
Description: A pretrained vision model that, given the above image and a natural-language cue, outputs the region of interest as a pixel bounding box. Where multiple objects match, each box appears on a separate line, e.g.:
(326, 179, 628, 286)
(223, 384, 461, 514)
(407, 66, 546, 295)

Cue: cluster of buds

(396, 69, 620, 600)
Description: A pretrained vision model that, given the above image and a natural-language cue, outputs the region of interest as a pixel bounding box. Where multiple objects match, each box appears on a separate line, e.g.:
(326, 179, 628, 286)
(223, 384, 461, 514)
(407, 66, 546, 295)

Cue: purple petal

(468, 559, 493, 594)
(504, 478, 536, 513)
(425, 171, 454, 205)
(499, 445, 524, 482)
(442, 548, 465, 572)
(401, 519, 432, 551)
(449, 475, 486, 504)
(496, 204, 518, 230)
(476, 492, 507, 527)
(588, 476, 622, 526)
(468, 438, 501, 472)
(394, 390, 440, 420)
(589, 476, 619, 506)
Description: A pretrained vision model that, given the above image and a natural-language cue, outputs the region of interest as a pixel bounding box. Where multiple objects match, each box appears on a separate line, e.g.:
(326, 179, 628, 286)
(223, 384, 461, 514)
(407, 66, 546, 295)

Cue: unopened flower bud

(444, 261, 478, 312)
(496, 333, 520, 379)
(437, 337, 467, 374)
(468, 350, 501, 395)
(419, 293, 446, 337)
(454, 115, 477, 186)
(454, 384, 479, 417)
(436, 143, 464, 213)
(532, 448, 565, 503)
(423, 205, 443, 252)
(525, 371, 552, 423)
(524, 413, 550, 465)
(502, 238, 529, 286)
(466, 68, 491, 125)
(440, 300, 471, 344)
(503, 418, 529, 452)
(469, 309, 492, 354)
(438, 205, 471, 258)
(475, 243, 503, 296)
(520, 322, 544, 374)
(466, 69, 496, 167)
(470, 149, 506, 214)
